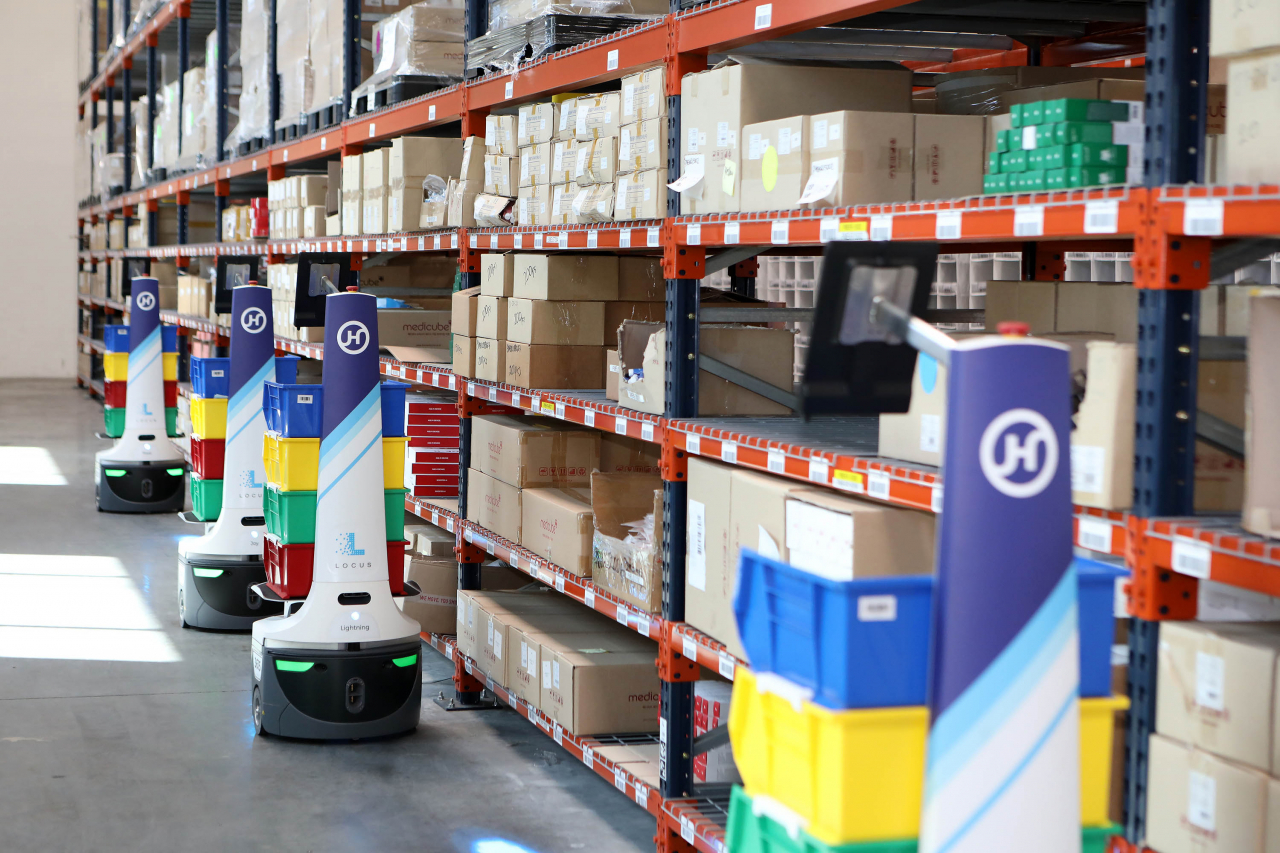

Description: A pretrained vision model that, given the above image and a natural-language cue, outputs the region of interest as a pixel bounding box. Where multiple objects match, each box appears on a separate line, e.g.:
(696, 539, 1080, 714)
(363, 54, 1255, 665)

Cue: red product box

(405, 413, 461, 427)
(410, 485, 460, 497)
(408, 435, 461, 449)
(405, 423, 462, 438)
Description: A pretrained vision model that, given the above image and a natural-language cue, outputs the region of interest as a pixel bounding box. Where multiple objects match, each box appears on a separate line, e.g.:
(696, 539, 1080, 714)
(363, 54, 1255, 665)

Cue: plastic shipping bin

(263, 487, 407, 544)
(1077, 557, 1129, 697)
(1081, 695, 1129, 826)
(102, 379, 177, 409)
(103, 406, 179, 438)
(265, 536, 408, 599)
(190, 437, 226, 480)
(189, 475, 223, 521)
(734, 549, 933, 709)
(729, 667, 928, 845)
(192, 355, 300, 399)
(103, 325, 178, 353)
(190, 396, 228, 439)
(261, 381, 410, 438)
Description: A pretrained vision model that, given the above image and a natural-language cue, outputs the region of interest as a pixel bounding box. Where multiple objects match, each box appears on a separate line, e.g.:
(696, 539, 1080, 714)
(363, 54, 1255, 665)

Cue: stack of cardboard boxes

(341, 137, 462, 236)
(399, 522, 528, 633)
(220, 199, 269, 242)
(1215, 0, 1280, 183)
(268, 174, 329, 239)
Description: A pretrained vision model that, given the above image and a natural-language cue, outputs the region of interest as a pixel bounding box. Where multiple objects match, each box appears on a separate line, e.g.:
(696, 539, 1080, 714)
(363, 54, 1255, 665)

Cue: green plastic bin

(103, 406, 179, 438)
(189, 475, 223, 521)
(262, 487, 407, 544)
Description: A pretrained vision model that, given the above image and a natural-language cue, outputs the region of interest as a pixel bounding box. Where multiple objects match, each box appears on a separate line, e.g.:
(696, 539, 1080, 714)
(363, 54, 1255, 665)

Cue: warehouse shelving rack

(74, 0, 1273, 850)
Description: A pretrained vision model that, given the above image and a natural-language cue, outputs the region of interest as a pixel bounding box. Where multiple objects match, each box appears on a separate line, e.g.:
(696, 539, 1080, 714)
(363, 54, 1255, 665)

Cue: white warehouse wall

(0, 0, 80, 378)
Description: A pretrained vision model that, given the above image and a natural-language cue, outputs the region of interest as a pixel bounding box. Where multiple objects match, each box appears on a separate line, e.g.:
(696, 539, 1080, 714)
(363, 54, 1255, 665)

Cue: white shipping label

(771, 221, 790, 245)
(583, 409, 595, 427)
(521, 641, 529, 670)
(858, 594, 898, 622)
(493, 632, 502, 660)
(1071, 444, 1107, 494)
(767, 450, 785, 473)
(1184, 198, 1225, 236)
(870, 215, 893, 242)
(754, 2, 772, 29)
(813, 119, 829, 150)
(1195, 651, 1226, 711)
(721, 441, 737, 463)
(1084, 199, 1119, 234)
(687, 223, 702, 245)
(1172, 538, 1212, 579)
(1076, 517, 1113, 553)
(868, 471, 891, 500)
(778, 127, 792, 156)
(542, 660, 551, 688)
(717, 122, 731, 147)
(718, 651, 735, 679)
(683, 635, 698, 660)
(808, 458, 829, 483)
(724, 221, 740, 244)
(582, 745, 594, 767)
(688, 127, 700, 153)
(688, 500, 707, 591)
(798, 158, 840, 206)
(935, 211, 962, 240)
(648, 227, 660, 247)
(919, 414, 941, 453)
(686, 434, 700, 455)
(786, 499, 855, 581)
(552, 660, 561, 689)
(1187, 771, 1217, 833)
(1014, 205, 1045, 237)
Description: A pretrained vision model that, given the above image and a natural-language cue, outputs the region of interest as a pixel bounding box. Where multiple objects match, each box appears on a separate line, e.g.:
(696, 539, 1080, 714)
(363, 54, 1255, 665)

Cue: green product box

(1036, 122, 1114, 147)
(1068, 143, 1129, 167)
(1046, 168, 1069, 190)
(999, 150, 1029, 173)
(263, 487, 407, 545)
(1015, 170, 1048, 192)
(987, 151, 1002, 174)
(1043, 98, 1131, 124)
(103, 406, 179, 438)
(996, 129, 1013, 153)
(1028, 145, 1067, 171)
(1009, 102, 1026, 129)
(1022, 100, 1046, 126)
(1066, 166, 1125, 188)
(190, 475, 223, 522)
(983, 173, 1010, 194)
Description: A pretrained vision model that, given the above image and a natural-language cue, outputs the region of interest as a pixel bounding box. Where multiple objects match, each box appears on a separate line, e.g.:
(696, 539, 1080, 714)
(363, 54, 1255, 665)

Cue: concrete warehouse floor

(0, 380, 654, 853)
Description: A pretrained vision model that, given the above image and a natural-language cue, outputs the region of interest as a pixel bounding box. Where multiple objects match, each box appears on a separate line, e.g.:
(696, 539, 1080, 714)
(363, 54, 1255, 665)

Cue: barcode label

(505, 80, 514, 99)
(619, 229, 631, 248)
(680, 817, 696, 844)
(554, 723, 563, 745)
(935, 211, 962, 240)
(614, 768, 626, 791)
(771, 221, 789, 245)
(587, 230, 598, 248)
(687, 223, 701, 245)
(718, 651, 735, 679)
(559, 231, 570, 248)
(767, 450, 785, 473)
(554, 402, 566, 419)
(1084, 200, 1119, 234)
(682, 635, 697, 660)
(470, 235, 478, 248)
(686, 434, 700, 455)
(583, 409, 595, 427)
(809, 458, 829, 483)
(641, 423, 654, 442)
(616, 606, 629, 626)
(490, 235, 499, 249)
(819, 217, 838, 243)
(615, 417, 629, 435)
(870, 215, 893, 241)
(634, 783, 648, 806)
(1077, 518, 1112, 552)
(513, 234, 523, 249)
(1184, 198, 1225, 236)
(488, 387, 498, 402)
(721, 442, 737, 463)
(931, 485, 943, 513)
(582, 747, 594, 769)
(724, 221, 740, 244)
(554, 575, 565, 593)
(1172, 538, 1212, 579)
(754, 2, 772, 29)
(534, 233, 543, 248)
(868, 470, 891, 500)
(1014, 205, 1044, 237)
(466, 383, 477, 396)
(607, 49, 619, 71)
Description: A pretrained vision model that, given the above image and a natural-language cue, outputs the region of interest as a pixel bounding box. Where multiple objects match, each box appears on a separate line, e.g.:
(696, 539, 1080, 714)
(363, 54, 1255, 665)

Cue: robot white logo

(240, 307, 267, 333)
(135, 291, 156, 311)
(336, 321, 369, 355)
(978, 407, 1058, 499)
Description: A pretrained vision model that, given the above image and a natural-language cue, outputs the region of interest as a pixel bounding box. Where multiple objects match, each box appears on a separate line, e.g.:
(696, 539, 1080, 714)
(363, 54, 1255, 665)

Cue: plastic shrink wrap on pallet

(227, 0, 272, 152)
(486, 0, 667, 32)
(353, 1, 466, 106)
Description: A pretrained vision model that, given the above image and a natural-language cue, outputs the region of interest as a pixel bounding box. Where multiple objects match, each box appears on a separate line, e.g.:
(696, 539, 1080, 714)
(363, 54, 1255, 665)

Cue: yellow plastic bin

(263, 434, 408, 492)
(190, 396, 228, 440)
(729, 667, 928, 845)
(103, 352, 128, 381)
(1081, 695, 1129, 827)
(381, 436, 408, 490)
(163, 351, 178, 381)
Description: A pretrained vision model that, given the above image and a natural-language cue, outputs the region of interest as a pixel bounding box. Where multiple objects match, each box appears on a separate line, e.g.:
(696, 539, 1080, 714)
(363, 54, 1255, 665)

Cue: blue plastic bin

(262, 383, 324, 437)
(191, 357, 231, 398)
(1077, 556, 1128, 697)
(106, 325, 178, 353)
(733, 549, 935, 709)
(162, 326, 178, 352)
(380, 381, 409, 438)
(275, 355, 300, 385)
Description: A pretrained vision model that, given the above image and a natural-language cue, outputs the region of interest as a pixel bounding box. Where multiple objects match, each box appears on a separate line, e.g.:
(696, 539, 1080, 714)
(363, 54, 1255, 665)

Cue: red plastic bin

(103, 380, 177, 408)
(264, 536, 408, 600)
(190, 437, 226, 479)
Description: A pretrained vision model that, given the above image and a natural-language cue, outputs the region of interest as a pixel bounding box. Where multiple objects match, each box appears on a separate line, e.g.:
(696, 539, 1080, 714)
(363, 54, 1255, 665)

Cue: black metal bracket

(698, 354, 798, 411)
(692, 722, 729, 756)
(1209, 239, 1280, 282)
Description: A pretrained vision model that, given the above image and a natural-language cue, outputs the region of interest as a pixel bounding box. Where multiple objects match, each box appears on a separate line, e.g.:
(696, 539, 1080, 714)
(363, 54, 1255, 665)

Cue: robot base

(97, 460, 185, 513)
(179, 555, 282, 630)
(253, 640, 422, 740)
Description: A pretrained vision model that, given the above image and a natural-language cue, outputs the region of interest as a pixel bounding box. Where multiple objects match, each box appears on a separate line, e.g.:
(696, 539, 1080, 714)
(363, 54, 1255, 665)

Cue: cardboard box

(985, 280, 1057, 333)
(618, 257, 665, 301)
(786, 489, 935, 581)
(1211, 0, 1280, 58)
(341, 154, 363, 235)
(518, 102, 559, 147)
(1072, 342, 1136, 510)
(802, 110, 914, 209)
(1198, 360, 1245, 514)
(465, 467, 522, 544)
(461, 136, 487, 183)
(574, 93, 622, 142)
(376, 309, 451, 360)
(297, 175, 327, 208)
(484, 601, 610, 684)
(912, 114, 986, 202)
(506, 299, 605, 347)
(302, 206, 326, 238)
(521, 486, 595, 577)
(504, 343, 606, 390)
(617, 323, 795, 417)
(389, 136, 461, 182)
(484, 155, 518, 197)
(599, 433, 661, 476)
(571, 184, 616, 224)
(1226, 50, 1280, 184)
(453, 335, 475, 378)
(480, 253, 515, 297)
(1055, 282, 1139, 342)
(470, 414, 600, 489)
(574, 136, 617, 186)
(604, 302, 665, 347)
(679, 64, 912, 214)
(511, 255, 620, 301)
(474, 338, 506, 382)
(1246, 290, 1280, 534)
(592, 472, 664, 612)
(742, 115, 810, 212)
(606, 349, 621, 400)
(879, 353, 947, 468)
(447, 179, 481, 228)
(485, 114, 517, 155)
(619, 119, 668, 174)
(386, 183, 422, 233)
(516, 184, 551, 226)
(520, 142, 552, 188)
(539, 636, 661, 735)
(363, 148, 389, 192)
(686, 458, 733, 645)
(452, 286, 480, 337)
(615, 169, 666, 221)
(622, 67, 667, 123)
(476, 296, 508, 340)
(1146, 733, 1274, 853)
(1156, 621, 1280, 773)
(551, 141, 577, 186)
(400, 558, 461, 634)
(363, 186, 389, 235)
